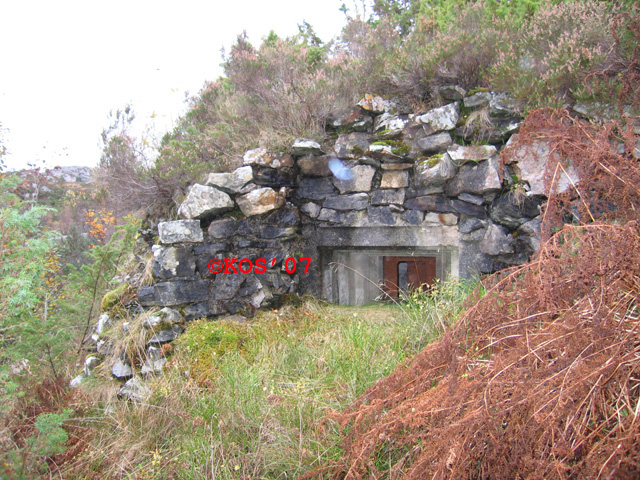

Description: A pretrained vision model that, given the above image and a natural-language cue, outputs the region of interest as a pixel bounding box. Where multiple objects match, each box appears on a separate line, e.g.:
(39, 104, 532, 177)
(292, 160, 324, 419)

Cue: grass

(61, 280, 477, 479)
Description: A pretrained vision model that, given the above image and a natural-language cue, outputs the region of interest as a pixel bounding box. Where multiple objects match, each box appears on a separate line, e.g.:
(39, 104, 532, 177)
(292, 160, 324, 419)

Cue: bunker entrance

(383, 256, 437, 298)
(321, 248, 451, 306)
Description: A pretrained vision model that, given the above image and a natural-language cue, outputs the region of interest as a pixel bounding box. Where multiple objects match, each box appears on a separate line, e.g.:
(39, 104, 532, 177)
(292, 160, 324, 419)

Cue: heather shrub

(157, 30, 364, 175)
(392, 3, 511, 104)
(99, 0, 638, 216)
(343, 0, 633, 111)
(490, 1, 618, 108)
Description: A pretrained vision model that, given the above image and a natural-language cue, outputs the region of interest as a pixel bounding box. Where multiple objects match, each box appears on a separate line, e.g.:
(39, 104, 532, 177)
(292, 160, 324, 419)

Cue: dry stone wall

(136, 90, 559, 319)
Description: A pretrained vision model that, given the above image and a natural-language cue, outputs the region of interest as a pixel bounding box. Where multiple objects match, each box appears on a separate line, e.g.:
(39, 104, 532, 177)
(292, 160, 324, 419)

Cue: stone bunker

(138, 92, 568, 313)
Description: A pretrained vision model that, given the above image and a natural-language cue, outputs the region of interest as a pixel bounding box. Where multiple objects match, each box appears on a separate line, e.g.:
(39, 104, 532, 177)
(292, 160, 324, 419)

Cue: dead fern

(303, 109, 640, 479)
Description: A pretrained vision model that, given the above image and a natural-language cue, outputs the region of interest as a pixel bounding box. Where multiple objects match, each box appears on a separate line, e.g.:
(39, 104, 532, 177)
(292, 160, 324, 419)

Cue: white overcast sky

(0, 0, 353, 171)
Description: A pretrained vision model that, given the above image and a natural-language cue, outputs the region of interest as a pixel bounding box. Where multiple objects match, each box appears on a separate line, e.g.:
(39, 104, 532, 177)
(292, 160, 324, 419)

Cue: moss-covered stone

(101, 283, 130, 312)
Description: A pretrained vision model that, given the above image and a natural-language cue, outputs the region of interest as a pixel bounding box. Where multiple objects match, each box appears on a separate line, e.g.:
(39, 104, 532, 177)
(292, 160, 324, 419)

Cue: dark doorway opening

(383, 256, 437, 298)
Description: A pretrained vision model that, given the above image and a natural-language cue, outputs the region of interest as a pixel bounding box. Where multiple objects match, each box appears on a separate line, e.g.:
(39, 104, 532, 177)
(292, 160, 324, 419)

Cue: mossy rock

(350, 145, 365, 157)
(392, 143, 411, 156)
(420, 154, 444, 168)
(101, 283, 130, 312)
(467, 87, 490, 96)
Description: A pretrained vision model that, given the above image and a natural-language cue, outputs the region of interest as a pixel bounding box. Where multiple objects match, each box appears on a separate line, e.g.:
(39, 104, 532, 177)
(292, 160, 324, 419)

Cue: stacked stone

(136, 89, 576, 316)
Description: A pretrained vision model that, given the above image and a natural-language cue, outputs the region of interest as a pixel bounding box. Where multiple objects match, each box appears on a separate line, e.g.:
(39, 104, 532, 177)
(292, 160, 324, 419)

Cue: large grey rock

(148, 325, 184, 345)
(447, 144, 497, 163)
(357, 94, 394, 114)
(291, 139, 323, 157)
(401, 209, 424, 225)
(454, 118, 521, 144)
(573, 101, 626, 122)
(118, 376, 150, 402)
(296, 177, 336, 200)
(151, 245, 196, 279)
(184, 302, 226, 321)
(205, 166, 253, 193)
(112, 358, 133, 379)
(424, 212, 458, 225)
(458, 193, 485, 205)
(83, 356, 101, 376)
(178, 184, 234, 219)
(47, 166, 93, 183)
(143, 307, 182, 329)
(438, 85, 466, 101)
(506, 137, 579, 196)
(334, 132, 370, 159)
(380, 170, 409, 188)
(243, 148, 295, 168)
(207, 218, 238, 239)
(324, 193, 369, 211)
(371, 189, 406, 205)
(418, 102, 460, 132)
(489, 93, 522, 117)
(373, 113, 409, 139)
(463, 227, 489, 243)
(464, 91, 491, 108)
(317, 208, 366, 226)
(480, 224, 515, 256)
(300, 202, 322, 218)
(236, 187, 285, 216)
(298, 155, 332, 176)
(212, 272, 246, 301)
(366, 144, 405, 162)
(263, 205, 300, 227)
(517, 217, 541, 236)
(446, 157, 502, 197)
(333, 165, 376, 193)
(459, 217, 484, 234)
(450, 199, 488, 219)
(414, 153, 458, 187)
(158, 220, 203, 244)
(489, 194, 541, 229)
(404, 195, 454, 213)
(332, 108, 373, 132)
(69, 374, 87, 388)
(367, 206, 397, 225)
(141, 357, 166, 375)
(138, 280, 210, 306)
(94, 313, 111, 335)
(417, 132, 452, 154)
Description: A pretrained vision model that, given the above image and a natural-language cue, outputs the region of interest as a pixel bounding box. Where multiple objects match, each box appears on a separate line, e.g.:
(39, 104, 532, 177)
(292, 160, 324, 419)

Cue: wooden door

(383, 256, 436, 297)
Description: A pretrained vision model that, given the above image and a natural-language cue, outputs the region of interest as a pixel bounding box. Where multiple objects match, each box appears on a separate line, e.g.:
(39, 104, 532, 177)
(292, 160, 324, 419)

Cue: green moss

(371, 139, 410, 156)
(392, 143, 410, 156)
(374, 128, 393, 137)
(350, 144, 365, 157)
(467, 87, 490, 96)
(149, 320, 174, 332)
(100, 283, 129, 312)
(420, 153, 444, 168)
(174, 319, 247, 359)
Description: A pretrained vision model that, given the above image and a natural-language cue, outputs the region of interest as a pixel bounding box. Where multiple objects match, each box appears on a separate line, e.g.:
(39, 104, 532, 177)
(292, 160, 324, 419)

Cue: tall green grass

(65, 280, 480, 479)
